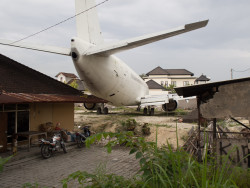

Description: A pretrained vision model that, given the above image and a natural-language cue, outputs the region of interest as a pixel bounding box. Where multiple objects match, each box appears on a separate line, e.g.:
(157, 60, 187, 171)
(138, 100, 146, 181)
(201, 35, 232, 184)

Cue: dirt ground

(74, 107, 197, 148)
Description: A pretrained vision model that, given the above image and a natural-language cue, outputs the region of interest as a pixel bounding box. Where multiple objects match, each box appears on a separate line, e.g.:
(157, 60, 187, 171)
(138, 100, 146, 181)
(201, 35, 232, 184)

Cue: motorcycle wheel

(76, 136, 85, 148)
(41, 144, 52, 159)
(61, 143, 67, 153)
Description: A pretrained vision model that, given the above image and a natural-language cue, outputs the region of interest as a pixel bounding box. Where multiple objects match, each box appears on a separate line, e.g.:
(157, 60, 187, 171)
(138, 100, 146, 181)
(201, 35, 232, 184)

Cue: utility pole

(231, 68, 233, 80)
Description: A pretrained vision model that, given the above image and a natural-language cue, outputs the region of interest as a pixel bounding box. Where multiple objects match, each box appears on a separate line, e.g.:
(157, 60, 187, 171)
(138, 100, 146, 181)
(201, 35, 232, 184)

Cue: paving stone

(0, 145, 139, 187)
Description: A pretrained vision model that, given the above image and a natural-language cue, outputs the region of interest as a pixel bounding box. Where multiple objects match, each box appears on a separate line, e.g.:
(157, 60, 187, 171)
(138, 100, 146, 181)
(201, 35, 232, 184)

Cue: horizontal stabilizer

(86, 20, 208, 56)
(0, 39, 71, 56)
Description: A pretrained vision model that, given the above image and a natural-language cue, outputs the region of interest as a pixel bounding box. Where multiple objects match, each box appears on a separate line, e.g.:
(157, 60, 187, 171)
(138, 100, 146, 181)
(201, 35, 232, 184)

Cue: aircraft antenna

(10, 0, 109, 45)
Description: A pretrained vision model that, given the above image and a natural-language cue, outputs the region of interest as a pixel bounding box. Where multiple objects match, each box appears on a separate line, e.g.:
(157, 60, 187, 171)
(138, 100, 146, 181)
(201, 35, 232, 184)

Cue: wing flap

(86, 20, 208, 56)
(0, 39, 71, 56)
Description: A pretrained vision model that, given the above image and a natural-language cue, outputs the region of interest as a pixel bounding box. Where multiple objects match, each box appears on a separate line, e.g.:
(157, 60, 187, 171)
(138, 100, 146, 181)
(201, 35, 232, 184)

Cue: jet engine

(162, 99, 178, 112)
(83, 103, 96, 110)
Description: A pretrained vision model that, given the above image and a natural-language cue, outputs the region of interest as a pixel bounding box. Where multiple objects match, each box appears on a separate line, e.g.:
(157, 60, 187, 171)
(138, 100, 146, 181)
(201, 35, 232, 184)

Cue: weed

(121, 119, 137, 131)
(0, 155, 12, 172)
(62, 163, 142, 188)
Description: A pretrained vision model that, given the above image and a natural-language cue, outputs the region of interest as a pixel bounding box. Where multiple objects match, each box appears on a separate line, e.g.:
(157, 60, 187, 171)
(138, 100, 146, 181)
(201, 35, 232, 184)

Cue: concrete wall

(30, 103, 74, 131)
(200, 81, 250, 119)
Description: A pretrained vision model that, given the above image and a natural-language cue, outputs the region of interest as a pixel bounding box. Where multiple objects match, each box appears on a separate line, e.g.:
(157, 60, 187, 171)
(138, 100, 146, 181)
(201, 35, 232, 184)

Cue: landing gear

(143, 107, 155, 116)
(96, 104, 109, 115)
(103, 107, 109, 114)
(97, 107, 102, 114)
(149, 108, 154, 116)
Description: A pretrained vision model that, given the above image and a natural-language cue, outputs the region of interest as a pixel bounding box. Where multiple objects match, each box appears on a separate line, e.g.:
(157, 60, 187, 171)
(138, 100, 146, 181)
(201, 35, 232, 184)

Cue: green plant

(164, 84, 176, 93)
(142, 123, 150, 135)
(62, 163, 142, 188)
(69, 79, 78, 89)
(82, 131, 243, 188)
(22, 182, 46, 188)
(174, 108, 188, 116)
(121, 119, 137, 131)
(0, 155, 12, 172)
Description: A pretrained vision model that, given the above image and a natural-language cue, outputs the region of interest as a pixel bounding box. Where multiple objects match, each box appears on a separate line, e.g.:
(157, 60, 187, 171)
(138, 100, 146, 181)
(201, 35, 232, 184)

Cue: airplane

(0, 0, 208, 115)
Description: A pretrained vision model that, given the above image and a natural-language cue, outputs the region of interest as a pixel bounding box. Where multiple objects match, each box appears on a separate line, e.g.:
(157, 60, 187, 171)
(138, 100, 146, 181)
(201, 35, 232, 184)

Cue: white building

(144, 66, 196, 88)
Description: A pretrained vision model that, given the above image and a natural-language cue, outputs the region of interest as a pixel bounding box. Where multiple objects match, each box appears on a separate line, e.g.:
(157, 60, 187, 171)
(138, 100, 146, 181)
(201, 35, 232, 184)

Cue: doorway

(0, 112, 8, 152)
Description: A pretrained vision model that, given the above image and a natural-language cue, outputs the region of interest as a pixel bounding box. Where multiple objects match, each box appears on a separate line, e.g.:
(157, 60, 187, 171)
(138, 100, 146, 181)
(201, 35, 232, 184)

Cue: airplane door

(0, 112, 8, 152)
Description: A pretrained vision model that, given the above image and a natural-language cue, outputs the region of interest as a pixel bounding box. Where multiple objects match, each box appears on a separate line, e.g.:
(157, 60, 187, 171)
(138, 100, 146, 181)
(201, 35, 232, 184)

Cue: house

(56, 72, 85, 91)
(144, 66, 196, 88)
(0, 54, 105, 152)
(55, 72, 78, 83)
(195, 74, 210, 85)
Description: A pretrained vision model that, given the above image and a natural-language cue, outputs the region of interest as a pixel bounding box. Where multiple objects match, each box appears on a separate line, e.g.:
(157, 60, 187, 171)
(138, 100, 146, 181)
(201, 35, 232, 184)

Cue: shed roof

(175, 77, 250, 98)
(0, 54, 106, 104)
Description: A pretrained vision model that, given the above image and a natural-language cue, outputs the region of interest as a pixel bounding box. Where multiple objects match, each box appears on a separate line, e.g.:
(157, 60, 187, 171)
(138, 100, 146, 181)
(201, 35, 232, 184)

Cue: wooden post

(197, 96, 202, 162)
(213, 118, 217, 154)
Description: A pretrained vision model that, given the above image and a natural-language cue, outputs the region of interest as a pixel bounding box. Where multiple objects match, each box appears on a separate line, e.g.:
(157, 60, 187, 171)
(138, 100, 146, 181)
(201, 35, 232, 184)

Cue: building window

(183, 81, 189, 86)
(165, 81, 168, 87)
(171, 81, 176, 87)
(60, 77, 63, 82)
(161, 81, 164, 86)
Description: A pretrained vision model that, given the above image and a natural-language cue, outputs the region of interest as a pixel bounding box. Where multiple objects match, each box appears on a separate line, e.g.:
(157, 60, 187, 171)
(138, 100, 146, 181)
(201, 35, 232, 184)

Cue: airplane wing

(86, 20, 208, 56)
(0, 39, 71, 56)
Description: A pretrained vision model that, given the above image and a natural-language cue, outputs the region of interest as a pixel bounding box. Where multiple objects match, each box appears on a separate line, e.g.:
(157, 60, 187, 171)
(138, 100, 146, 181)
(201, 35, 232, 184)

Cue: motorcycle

(75, 126, 91, 148)
(40, 130, 67, 159)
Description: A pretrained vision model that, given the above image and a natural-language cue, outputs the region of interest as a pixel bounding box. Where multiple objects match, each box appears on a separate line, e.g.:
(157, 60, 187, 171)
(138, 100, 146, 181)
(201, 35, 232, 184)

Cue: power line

(231, 68, 250, 79)
(232, 68, 250, 73)
(10, 0, 109, 45)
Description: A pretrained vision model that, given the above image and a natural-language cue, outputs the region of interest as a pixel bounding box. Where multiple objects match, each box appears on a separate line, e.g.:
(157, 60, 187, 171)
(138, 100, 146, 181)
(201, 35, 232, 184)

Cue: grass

(62, 129, 249, 188)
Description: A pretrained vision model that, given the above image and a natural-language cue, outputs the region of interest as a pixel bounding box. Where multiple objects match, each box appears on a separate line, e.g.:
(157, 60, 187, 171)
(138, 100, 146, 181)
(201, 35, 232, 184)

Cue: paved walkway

(0, 145, 139, 188)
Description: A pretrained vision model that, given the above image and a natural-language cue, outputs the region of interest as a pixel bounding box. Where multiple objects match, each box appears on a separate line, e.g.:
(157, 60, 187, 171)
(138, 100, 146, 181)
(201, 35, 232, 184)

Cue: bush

(121, 119, 137, 131)
(80, 131, 244, 187)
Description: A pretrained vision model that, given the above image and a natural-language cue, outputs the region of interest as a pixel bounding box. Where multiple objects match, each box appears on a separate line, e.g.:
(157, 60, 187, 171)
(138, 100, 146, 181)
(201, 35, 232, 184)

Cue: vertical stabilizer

(75, 0, 103, 45)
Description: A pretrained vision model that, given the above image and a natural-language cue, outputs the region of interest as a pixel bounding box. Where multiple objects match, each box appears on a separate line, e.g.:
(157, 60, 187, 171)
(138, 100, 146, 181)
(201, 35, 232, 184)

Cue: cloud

(1, 0, 250, 82)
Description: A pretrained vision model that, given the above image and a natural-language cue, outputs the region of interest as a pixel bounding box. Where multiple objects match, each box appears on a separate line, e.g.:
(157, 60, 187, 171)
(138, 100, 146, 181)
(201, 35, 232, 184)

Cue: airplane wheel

(97, 107, 102, 115)
(103, 107, 109, 114)
(149, 108, 155, 116)
(143, 108, 147, 115)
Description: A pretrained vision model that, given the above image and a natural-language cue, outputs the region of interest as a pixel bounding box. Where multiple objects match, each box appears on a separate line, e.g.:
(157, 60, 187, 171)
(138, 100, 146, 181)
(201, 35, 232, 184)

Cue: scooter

(40, 130, 67, 159)
(75, 126, 91, 148)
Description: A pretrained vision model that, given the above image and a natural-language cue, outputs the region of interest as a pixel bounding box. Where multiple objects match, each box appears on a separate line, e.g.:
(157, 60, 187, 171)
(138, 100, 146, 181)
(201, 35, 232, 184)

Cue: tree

(69, 80, 78, 89)
(164, 84, 176, 93)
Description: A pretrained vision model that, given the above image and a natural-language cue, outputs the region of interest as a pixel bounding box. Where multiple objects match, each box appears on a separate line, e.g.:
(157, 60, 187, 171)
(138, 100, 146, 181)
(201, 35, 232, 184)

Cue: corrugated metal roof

(0, 92, 107, 104)
(175, 77, 250, 98)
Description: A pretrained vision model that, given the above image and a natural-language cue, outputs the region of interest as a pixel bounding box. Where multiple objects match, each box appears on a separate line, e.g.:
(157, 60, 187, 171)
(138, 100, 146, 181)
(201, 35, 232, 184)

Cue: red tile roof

(55, 72, 78, 78)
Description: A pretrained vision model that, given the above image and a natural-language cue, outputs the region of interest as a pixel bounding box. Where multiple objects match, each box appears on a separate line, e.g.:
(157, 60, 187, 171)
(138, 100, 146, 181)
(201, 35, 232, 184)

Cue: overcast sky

(1, 0, 250, 81)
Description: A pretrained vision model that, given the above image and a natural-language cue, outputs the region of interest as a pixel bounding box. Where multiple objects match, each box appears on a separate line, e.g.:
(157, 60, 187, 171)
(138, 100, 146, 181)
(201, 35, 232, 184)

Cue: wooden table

(16, 131, 47, 151)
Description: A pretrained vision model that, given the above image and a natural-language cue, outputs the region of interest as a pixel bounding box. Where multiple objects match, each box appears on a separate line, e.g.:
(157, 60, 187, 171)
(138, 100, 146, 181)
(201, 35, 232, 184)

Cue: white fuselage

(71, 37, 149, 106)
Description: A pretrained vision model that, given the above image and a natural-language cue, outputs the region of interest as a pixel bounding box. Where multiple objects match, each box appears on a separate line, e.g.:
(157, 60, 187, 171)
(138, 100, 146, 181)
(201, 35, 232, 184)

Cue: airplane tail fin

(75, 0, 103, 45)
